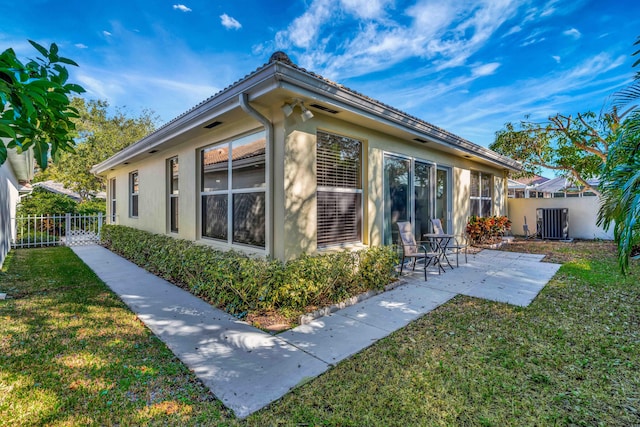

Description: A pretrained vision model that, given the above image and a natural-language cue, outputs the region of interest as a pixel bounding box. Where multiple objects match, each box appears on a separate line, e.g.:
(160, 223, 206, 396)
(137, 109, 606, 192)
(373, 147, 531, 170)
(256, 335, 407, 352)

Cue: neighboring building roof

(510, 174, 549, 186)
(92, 52, 521, 174)
(535, 176, 600, 193)
(32, 180, 82, 201)
(507, 178, 528, 189)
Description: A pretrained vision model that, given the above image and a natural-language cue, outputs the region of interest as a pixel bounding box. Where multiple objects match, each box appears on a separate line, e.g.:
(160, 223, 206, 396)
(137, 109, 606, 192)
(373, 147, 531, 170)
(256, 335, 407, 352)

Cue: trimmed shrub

(101, 225, 398, 319)
(466, 215, 512, 245)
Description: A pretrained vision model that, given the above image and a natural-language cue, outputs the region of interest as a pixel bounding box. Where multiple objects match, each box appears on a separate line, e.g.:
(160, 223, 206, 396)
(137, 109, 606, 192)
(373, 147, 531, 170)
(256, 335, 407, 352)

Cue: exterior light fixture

(281, 103, 294, 117)
(281, 98, 314, 121)
(300, 106, 314, 122)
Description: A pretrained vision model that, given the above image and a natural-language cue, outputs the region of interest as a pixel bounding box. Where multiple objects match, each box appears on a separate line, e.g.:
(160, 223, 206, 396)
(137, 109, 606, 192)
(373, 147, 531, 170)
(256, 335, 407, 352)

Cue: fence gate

(11, 213, 105, 249)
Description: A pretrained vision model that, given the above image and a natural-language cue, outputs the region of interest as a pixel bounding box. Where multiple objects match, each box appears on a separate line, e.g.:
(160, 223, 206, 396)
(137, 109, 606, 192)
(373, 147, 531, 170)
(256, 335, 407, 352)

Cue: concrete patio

(72, 245, 561, 419)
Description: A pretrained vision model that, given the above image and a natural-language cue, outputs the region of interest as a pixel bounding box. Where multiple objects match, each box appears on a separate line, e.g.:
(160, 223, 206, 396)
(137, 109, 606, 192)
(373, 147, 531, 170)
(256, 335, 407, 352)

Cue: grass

(0, 247, 229, 426)
(1, 241, 638, 426)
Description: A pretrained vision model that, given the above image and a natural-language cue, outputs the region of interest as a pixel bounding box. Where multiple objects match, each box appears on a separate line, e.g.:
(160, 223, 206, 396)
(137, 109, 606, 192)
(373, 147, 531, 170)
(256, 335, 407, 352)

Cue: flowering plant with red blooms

(466, 215, 512, 245)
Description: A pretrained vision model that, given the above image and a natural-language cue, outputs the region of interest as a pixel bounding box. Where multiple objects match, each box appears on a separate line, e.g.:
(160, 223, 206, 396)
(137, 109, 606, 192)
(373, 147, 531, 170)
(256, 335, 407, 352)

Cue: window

(129, 171, 139, 218)
(470, 171, 491, 217)
(168, 157, 179, 233)
(201, 131, 266, 248)
(109, 178, 116, 223)
(316, 131, 362, 247)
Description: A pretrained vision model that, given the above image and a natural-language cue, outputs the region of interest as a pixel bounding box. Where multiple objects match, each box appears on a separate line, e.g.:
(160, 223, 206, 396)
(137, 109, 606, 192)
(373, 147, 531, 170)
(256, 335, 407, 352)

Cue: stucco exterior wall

(105, 119, 264, 247)
(103, 111, 510, 261)
(508, 197, 613, 240)
(280, 113, 507, 258)
(493, 174, 507, 216)
(0, 161, 20, 268)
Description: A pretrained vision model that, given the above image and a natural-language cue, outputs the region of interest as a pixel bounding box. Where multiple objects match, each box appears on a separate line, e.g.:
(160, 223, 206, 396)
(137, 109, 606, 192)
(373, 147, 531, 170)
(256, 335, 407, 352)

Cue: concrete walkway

(71, 245, 561, 418)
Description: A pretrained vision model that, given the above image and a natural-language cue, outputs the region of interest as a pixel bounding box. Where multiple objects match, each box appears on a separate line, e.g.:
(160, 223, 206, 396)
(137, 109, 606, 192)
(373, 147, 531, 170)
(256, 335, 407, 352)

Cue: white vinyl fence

(11, 213, 105, 249)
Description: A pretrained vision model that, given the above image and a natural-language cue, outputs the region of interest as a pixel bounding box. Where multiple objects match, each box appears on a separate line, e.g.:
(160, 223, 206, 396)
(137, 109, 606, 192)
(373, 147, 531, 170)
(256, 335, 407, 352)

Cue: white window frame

(199, 130, 268, 252)
(129, 171, 139, 218)
(470, 170, 492, 217)
(316, 130, 363, 248)
(167, 157, 179, 233)
(109, 178, 116, 223)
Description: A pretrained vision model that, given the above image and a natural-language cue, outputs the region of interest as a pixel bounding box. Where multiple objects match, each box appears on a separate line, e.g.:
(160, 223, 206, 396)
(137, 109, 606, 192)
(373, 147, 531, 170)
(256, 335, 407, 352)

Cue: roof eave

(271, 64, 521, 171)
(92, 63, 281, 175)
(93, 59, 521, 174)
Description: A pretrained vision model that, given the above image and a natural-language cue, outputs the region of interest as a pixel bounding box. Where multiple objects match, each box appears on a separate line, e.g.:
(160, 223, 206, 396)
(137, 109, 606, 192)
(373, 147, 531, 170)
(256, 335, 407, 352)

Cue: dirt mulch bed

(499, 238, 617, 264)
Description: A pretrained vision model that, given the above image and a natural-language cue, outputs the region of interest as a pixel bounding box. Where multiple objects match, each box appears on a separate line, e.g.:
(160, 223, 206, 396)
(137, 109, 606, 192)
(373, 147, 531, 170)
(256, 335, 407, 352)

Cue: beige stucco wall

(279, 113, 507, 259)
(105, 119, 264, 248)
(508, 197, 614, 240)
(104, 110, 510, 261)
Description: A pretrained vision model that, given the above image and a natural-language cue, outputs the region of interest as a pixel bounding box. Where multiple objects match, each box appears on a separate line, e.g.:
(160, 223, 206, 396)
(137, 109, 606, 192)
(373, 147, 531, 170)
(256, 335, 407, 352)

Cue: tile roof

(156, 51, 489, 154)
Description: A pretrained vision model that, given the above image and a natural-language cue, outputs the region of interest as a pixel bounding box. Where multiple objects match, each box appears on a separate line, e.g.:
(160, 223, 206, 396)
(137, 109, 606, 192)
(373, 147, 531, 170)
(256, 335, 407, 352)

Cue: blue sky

(1, 0, 639, 147)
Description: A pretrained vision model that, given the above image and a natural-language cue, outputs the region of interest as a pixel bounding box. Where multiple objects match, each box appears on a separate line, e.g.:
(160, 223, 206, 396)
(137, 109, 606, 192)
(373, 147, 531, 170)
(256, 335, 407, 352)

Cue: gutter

(238, 92, 274, 257)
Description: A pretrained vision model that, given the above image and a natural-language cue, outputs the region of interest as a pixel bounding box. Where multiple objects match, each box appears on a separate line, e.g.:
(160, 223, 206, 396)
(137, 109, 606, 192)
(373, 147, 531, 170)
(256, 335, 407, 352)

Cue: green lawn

(1, 242, 638, 426)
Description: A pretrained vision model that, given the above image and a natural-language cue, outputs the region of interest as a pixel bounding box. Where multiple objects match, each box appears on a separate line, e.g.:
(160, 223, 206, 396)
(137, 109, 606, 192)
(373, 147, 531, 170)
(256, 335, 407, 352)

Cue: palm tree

(598, 36, 640, 272)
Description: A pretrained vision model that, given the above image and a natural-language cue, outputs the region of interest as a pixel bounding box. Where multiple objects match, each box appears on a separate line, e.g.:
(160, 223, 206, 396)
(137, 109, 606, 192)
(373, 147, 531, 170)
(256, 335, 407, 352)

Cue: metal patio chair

(431, 218, 469, 267)
(397, 221, 440, 280)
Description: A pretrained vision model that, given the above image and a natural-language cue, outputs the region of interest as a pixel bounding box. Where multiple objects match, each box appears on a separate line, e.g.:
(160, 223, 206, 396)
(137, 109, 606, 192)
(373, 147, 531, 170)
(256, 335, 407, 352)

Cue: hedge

(100, 225, 398, 319)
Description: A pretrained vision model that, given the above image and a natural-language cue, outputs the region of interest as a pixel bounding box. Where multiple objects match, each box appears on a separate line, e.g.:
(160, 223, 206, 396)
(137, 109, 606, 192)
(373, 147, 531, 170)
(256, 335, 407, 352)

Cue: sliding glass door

(413, 161, 433, 241)
(435, 167, 450, 233)
(383, 156, 410, 245)
(384, 154, 451, 244)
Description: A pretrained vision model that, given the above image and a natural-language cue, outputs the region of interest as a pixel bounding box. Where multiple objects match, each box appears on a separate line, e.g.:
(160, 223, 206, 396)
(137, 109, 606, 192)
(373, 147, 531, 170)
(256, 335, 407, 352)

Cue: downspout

(504, 169, 509, 218)
(239, 93, 274, 257)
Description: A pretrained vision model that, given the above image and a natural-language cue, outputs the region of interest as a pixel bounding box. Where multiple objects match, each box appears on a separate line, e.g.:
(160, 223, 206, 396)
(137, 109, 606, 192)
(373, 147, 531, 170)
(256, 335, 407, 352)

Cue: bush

(101, 225, 398, 320)
(76, 199, 106, 214)
(466, 215, 511, 245)
(17, 187, 77, 216)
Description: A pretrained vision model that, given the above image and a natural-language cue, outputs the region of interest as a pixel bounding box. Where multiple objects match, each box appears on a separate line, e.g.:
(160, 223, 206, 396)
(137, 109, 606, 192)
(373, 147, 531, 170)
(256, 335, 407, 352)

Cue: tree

(36, 98, 158, 199)
(17, 187, 77, 216)
(0, 40, 85, 169)
(490, 110, 624, 196)
(597, 36, 640, 273)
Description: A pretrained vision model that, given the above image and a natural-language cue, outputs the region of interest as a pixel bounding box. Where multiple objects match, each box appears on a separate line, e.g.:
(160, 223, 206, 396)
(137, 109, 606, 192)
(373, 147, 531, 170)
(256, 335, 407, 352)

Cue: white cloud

(410, 53, 627, 145)
(340, 0, 393, 20)
(563, 28, 581, 39)
(220, 13, 242, 30)
(76, 73, 124, 101)
(173, 4, 192, 12)
(503, 25, 522, 37)
(520, 37, 545, 47)
(75, 43, 88, 49)
(552, 55, 561, 63)
(540, 0, 561, 17)
(276, 0, 332, 49)
(103, 31, 112, 37)
(472, 62, 501, 77)
(275, 0, 524, 79)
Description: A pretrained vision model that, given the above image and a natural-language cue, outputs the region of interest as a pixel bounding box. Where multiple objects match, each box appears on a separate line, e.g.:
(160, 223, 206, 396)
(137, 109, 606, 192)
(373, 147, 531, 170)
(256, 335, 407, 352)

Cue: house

(31, 180, 83, 202)
(508, 175, 599, 199)
(507, 175, 549, 198)
(92, 52, 520, 261)
(0, 147, 34, 267)
(534, 176, 600, 198)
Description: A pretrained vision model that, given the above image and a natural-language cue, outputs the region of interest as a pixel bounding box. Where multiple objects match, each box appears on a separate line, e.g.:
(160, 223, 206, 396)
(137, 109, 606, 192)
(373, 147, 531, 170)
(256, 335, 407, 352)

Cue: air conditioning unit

(536, 208, 569, 240)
